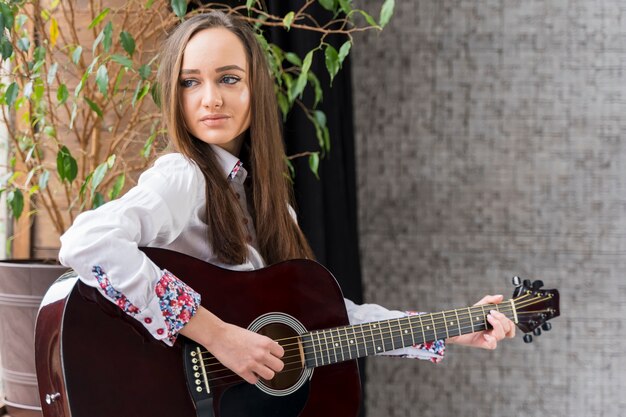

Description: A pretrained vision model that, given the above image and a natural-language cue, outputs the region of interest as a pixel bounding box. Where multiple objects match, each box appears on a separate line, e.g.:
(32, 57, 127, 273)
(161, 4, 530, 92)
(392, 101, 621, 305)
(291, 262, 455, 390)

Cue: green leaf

(38, 170, 50, 190)
(84, 97, 103, 117)
(277, 91, 289, 120)
(92, 192, 105, 208)
(110, 54, 133, 69)
(0, 38, 13, 60)
(56, 146, 78, 183)
(106, 154, 116, 168)
(308, 153, 320, 179)
(88, 8, 110, 29)
(138, 64, 151, 80)
(34, 46, 46, 62)
(338, 0, 352, 14)
(57, 84, 69, 105)
(91, 162, 109, 195)
(69, 103, 77, 129)
(142, 132, 156, 158)
(307, 72, 323, 108)
(96, 65, 109, 96)
(283, 12, 295, 31)
(72, 46, 83, 64)
(17, 37, 30, 52)
(284, 52, 302, 67)
(103, 21, 113, 53)
(338, 41, 352, 64)
(120, 31, 135, 57)
(5, 82, 18, 107)
(302, 49, 314, 74)
(290, 49, 314, 101)
(108, 173, 125, 200)
(357, 10, 379, 27)
(16, 14, 27, 30)
(379, 0, 395, 28)
(7, 189, 24, 219)
(318, 0, 336, 12)
(171, 0, 187, 18)
(325, 45, 340, 84)
(246, 0, 255, 10)
(47, 62, 58, 85)
(132, 81, 150, 107)
(145, 0, 155, 8)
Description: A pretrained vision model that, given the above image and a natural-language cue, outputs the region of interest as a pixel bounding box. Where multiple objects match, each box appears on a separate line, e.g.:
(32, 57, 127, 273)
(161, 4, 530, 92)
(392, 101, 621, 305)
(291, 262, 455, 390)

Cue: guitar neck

(300, 300, 517, 369)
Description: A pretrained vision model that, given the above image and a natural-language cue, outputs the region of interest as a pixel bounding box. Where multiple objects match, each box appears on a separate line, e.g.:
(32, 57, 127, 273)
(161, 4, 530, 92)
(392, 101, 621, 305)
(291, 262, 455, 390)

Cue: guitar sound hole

(256, 322, 304, 391)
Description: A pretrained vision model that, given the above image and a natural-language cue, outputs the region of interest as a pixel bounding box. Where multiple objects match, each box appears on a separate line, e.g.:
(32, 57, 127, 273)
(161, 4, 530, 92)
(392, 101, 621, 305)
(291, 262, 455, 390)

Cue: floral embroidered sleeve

(344, 298, 445, 363)
(91, 265, 201, 345)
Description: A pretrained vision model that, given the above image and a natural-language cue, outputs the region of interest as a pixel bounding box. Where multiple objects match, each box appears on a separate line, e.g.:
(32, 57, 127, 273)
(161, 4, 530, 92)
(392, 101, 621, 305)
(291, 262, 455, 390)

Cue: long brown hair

(157, 12, 313, 265)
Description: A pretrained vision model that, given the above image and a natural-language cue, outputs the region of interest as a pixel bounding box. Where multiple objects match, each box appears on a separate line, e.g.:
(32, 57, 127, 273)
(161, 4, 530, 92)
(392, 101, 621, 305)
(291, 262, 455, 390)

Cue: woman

(59, 11, 515, 387)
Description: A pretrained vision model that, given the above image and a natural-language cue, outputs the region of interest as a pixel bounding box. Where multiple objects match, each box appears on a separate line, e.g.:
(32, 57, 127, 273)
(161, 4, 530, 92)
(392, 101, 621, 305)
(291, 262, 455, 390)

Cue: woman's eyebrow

(215, 64, 245, 73)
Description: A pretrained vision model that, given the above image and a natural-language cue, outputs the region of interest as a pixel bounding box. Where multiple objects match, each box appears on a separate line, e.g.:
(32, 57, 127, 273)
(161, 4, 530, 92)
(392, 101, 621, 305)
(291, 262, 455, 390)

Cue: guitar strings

(195, 294, 544, 365)
(190, 295, 549, 383)
(196, 308, 550, 378)
(196, 307, 553, 391)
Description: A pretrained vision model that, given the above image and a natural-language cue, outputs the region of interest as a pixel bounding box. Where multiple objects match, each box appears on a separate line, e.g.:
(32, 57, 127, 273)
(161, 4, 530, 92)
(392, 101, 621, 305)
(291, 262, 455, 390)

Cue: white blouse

(59, 144, 444, 362)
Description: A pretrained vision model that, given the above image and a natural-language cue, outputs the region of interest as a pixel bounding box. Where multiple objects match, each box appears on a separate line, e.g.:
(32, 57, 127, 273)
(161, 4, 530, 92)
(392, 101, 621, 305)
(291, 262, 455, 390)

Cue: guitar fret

(468, 307, 474, 333)
(373, 322, 382, 353)
(322, 330, 331, 365)
(406, 316, 416, 346)
(328, 329, 339, 363)
(417, 314, 427, 344)
(442, 312, 450, 338)
(343, 327, 353, 360)
(454, 309, 462, 336)
(360, 323, 371, 356)
(398, 318, 409, 348)
(388, 321, 396, 350)
(351, 326, 360, 358)
(430, 314, 437, 340)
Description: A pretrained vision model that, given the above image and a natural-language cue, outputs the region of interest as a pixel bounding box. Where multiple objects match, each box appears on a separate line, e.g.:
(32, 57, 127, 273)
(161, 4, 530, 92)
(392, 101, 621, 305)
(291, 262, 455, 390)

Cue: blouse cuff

(91, 266, 201, 346)
(404, 310, 446, 363)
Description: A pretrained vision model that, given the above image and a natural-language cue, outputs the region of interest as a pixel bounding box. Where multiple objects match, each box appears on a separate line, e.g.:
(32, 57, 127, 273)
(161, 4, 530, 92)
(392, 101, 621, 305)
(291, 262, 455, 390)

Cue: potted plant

(0, 0, 394, 414)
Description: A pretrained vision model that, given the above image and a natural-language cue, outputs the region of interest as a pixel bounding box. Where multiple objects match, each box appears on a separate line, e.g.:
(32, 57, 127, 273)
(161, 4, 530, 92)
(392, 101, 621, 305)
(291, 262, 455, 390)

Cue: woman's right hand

(179, 306, 284, 384)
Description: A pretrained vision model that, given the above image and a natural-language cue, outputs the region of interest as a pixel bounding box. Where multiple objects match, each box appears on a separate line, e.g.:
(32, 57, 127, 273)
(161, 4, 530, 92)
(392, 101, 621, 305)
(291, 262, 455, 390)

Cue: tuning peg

(523, 334, 533, 343)
(512, 276, 521, 286)
(532, 280, 544, 290)
(533, 327, 542, 336)
(541, 322, 552, 331)
(523, 279, 532, 288)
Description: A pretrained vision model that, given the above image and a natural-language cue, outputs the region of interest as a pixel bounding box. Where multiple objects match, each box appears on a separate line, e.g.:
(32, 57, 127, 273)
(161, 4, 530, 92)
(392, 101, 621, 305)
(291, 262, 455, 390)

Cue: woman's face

(179, 28, 251, 156)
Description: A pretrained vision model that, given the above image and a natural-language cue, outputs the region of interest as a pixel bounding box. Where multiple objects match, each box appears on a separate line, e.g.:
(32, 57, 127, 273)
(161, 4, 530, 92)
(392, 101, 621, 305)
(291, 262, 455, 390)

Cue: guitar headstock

(511, 277, 560, 343)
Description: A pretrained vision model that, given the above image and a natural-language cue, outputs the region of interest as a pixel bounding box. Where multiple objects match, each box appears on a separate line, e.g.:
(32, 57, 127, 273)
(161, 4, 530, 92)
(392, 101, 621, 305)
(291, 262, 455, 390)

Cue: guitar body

(35, 248, 361, 417)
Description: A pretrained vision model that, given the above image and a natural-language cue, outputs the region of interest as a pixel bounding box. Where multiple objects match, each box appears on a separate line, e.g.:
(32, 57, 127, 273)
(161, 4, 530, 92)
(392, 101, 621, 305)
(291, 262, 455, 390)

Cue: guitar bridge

(182, 340, 215, 417)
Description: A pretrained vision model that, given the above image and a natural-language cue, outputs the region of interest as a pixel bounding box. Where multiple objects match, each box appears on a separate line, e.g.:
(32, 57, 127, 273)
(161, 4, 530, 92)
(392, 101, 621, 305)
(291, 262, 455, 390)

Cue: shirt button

(156, 328, 164, 335)
(144, 317, 152, 324)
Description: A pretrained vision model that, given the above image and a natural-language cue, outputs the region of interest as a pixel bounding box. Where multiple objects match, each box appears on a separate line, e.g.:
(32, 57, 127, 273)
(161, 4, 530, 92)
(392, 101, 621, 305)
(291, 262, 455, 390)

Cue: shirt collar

(209, 144, 246, 183)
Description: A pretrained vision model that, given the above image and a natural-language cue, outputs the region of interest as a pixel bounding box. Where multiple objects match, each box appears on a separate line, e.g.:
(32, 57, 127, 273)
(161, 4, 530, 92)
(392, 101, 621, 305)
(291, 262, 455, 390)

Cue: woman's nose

(201, 84, 223, 109)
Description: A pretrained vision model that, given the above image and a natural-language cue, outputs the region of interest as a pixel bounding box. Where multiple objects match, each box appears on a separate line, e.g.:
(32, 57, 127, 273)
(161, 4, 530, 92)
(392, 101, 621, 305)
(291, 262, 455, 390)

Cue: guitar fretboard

(300, 300, 516, 368)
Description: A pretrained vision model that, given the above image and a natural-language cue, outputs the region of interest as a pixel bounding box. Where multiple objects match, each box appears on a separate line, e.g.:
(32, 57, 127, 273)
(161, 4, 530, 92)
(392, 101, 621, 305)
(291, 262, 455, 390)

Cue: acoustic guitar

(35, 247, 559, 417)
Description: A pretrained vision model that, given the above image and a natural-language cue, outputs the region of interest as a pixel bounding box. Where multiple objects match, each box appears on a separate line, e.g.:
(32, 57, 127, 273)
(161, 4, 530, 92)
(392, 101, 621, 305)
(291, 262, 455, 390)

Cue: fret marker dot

(350, 340, 354, 344)
(426, 326, 430, 330)
(450, 322, 454, 325)
(377, 347, 381, 351)
(373, 325, 377, 328)
(404, 330, 408, 334)
(335, 343, 339, 347)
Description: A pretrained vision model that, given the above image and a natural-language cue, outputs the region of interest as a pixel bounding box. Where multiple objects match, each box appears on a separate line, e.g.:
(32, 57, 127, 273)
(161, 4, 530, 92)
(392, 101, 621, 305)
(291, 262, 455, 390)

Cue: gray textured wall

(352, 1, 626, 416)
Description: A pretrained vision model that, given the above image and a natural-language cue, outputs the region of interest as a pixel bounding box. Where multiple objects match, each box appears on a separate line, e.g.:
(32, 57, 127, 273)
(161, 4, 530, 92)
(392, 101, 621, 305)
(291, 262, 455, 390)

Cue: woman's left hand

(446, 294, 516, 349)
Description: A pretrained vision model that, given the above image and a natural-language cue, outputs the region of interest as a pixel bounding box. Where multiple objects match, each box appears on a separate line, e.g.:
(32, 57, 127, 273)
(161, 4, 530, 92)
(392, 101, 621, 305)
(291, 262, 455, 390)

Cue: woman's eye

(180, 79, 197, 88)
(221, 75, 240, 85)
